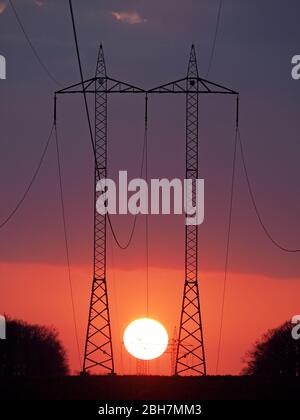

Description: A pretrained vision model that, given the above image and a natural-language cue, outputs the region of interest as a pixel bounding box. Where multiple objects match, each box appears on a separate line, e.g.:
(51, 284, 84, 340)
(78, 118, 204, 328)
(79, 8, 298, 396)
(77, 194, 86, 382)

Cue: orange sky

(1, 260, 299, 375)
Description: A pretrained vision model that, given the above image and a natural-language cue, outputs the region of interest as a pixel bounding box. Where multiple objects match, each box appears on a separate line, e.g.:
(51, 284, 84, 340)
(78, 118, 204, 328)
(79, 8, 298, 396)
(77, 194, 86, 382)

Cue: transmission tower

(170, 326, 178, 375)
(56, 43, 238, 376)
(175, 46, 206, 376)
(82, 45, 114, 374)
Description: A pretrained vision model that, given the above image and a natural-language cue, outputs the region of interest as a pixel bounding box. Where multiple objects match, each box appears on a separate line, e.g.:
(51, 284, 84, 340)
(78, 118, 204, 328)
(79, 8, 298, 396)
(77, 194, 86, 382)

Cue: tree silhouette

(0, 318, 69, 377)
(242, 321, 300, 376)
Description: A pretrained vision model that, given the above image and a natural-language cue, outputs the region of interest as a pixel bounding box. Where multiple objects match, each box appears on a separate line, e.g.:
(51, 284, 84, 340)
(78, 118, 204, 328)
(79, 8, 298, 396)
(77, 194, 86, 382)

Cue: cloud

(0, 1, 7, 14)
(0, 0, 46, 15)
(33, 0, 46, 6)
(111, 11, 146, 25)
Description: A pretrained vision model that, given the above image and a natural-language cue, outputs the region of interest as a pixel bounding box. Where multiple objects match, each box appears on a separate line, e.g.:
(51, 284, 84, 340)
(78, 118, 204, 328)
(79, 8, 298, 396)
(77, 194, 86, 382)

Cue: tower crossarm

(148, 77, 238, 95)
(56, 76, 145, 95)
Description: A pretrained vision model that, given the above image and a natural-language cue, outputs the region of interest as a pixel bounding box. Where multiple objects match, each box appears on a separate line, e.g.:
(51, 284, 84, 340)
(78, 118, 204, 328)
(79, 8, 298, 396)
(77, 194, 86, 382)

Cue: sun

(123, 318, 169, 360)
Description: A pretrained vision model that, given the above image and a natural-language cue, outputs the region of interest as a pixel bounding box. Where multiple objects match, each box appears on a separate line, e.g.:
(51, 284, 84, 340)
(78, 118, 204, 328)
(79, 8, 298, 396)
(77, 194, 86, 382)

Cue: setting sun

(123, 318, 169, 360)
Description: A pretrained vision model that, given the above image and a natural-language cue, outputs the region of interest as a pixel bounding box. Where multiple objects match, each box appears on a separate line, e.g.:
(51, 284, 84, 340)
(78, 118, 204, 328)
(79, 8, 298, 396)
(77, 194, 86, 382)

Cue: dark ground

(0, 375, 300, 400)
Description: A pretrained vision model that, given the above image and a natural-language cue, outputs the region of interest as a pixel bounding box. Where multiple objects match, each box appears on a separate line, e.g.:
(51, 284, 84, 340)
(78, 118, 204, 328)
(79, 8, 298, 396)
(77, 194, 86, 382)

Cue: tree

(242, 321, 300, 376)
(0, 318, 69, 377)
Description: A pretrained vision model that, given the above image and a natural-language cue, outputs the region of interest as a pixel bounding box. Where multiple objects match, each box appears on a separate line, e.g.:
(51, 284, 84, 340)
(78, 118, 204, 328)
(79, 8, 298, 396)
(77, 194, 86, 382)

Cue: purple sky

(0, 0, 300, 279)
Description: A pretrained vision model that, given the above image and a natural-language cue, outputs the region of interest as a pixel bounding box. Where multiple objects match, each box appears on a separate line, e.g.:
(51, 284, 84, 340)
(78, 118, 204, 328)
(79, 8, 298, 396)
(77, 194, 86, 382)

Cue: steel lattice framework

(175, 46, 205, 375)
(56, 44, 238, 375)
(80, 45, 115, 373)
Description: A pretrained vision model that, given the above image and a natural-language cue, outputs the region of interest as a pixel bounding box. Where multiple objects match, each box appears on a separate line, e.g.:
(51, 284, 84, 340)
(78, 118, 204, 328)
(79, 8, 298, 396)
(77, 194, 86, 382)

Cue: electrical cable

(206, 0, 223, 77)
(109, 229, 124, 374)
(238, 128, 300, 253)
(68, 0, 146, 250)
(0, 123, 54, 229)
(216, 97, 239, 374)
(68, 0, 97, 166)
(54, 122, 82, 369)
(145, 94, 149, 317)
(216, 97, 300, 374)
(8, 0, 61, 86)
(107, 94, 149, 250)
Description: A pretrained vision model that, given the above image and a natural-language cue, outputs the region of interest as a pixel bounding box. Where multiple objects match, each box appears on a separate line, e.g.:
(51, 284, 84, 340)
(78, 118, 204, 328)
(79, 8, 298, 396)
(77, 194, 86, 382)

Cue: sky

(1, 0, 300, 375)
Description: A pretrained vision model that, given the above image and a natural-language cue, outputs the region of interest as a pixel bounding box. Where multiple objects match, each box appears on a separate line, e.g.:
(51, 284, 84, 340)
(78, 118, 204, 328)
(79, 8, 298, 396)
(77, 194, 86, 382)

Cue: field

(1, 375, 299, 400)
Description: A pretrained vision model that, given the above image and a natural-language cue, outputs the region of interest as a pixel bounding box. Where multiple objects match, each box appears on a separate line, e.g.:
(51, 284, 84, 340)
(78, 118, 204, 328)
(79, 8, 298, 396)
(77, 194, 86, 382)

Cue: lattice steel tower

(175, 45, 206, 375)
(55, 42, 238, 376)
(82, 44, 114, 374)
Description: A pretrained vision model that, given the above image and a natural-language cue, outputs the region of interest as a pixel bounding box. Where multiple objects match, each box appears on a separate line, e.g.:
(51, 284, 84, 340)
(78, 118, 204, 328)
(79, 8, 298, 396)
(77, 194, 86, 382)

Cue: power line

(54, 123, 82, 369)
(0, 123, 54, 229)
(68, 0, 143, 251)
(8, 0, 61, 86)
(68, 0, 96, 163)
(107, 94, 149, 250)
(68, 1, 123, 248)
(215, 112, 238, 375)
(145, 94, 149, 317)
(108, 229, 124, 374)
(216, 98, 300, 373)
(206, 0, 223, 77)
(238, 128, 300, 253)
